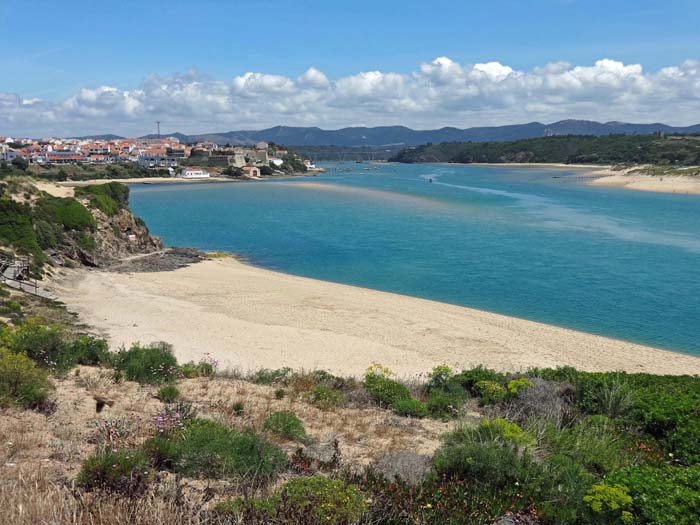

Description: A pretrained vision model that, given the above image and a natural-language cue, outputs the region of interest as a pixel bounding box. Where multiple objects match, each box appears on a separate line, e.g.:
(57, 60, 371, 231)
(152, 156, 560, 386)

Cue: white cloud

(1, 57, 700, 136)
(297, 67, 329, 88)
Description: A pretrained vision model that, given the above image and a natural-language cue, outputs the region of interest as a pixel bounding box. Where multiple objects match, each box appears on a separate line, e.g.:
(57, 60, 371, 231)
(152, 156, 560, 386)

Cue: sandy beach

(467, 163, 700, 195)
(587, 170, 700, 195)
(50, 257, 700, 378)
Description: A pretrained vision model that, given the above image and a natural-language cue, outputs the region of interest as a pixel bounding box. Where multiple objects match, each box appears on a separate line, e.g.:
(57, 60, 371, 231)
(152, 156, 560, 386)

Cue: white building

(178, 168, 210, 179)
(137, 155, 179, 168)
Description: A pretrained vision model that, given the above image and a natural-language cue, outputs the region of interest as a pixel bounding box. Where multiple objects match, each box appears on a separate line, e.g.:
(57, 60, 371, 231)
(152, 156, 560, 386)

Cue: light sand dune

(51, 258, 700, 377)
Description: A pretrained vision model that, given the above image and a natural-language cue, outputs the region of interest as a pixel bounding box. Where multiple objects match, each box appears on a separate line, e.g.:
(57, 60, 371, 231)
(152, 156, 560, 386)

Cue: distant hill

(139, 120, 700, 147)
(390, 134, 700, 165)
(71, 134, 125, 141)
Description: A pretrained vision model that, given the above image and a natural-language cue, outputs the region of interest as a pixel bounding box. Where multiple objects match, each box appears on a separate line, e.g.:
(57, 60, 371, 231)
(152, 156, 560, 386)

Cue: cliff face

(0, 179, 162, 273)
(89, 206, 163, 265)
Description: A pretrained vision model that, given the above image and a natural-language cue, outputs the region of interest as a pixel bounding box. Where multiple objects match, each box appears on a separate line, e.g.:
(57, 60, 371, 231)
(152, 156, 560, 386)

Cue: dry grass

(0, 366, 458, 523)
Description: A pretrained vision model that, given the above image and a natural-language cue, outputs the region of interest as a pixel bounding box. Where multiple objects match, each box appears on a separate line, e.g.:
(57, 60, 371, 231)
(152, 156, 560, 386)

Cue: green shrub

(543, 417, 638, 475)
(426, 389, 464, 419)
(281, 476, 366, 524)
(602, 466, 700, 525)
(351, 468, 531, 525)
(216, 476, 366, 524)
(478, 418, 535, 447)
(0, 200, 46, 265)
(364, 370, 411, 407)
(507, 378, 534, 396)
(112, 342, 178, 384)
(274, 388, 285, 400)
(0, 347, 53, 409)
(537, 454, 595, 523)
(433, 421, 540, 487)
(143, 435, 181, 470)
(426, 365, 453, 392)
(474, 380, 508, 405)
(76, 449, 151, 494)
(263, 411, 306, 441)
(75, 182, 130, 216)
(630, 381, 700, 464)
(452, 366, 506, 395)
(156, 384, 181, 403)
(304, 384, 343, 409)
(34, 196, 96, 231)
(232, 401, 245, 415)
(34, 219, 62, 249)
(68, 335, 110, 366)
(179, 359, 216, 378)
(584, 484, 634, 524)
(176, 418, 287, 481)
(6, 320, 70, 370)
(252, 367, 292, 385)
(393, 397, 428, 418)
(579, 373, 634, 418)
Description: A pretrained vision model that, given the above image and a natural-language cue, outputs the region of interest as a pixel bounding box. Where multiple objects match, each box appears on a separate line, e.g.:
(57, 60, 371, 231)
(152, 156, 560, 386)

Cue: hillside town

(0, 135, 317, 179)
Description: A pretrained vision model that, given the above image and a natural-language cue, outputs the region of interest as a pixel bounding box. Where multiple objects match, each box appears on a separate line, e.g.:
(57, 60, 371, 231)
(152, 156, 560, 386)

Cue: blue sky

(1, 0, 699, 135)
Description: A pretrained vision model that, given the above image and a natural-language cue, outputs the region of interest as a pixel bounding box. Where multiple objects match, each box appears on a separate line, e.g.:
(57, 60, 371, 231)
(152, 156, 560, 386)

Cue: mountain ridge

(76, 120, 700, 147)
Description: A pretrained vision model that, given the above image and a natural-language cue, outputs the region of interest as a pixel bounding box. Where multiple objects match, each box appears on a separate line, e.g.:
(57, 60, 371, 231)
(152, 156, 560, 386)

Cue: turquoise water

(129, 163, 700, 355)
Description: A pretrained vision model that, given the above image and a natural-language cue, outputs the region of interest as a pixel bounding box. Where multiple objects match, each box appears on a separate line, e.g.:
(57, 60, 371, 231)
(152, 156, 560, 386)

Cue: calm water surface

(129, 163, 700, 355)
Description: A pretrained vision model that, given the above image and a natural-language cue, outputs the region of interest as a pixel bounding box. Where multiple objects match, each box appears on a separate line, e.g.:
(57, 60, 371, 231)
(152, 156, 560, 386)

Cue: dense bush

(156, 384, 181, 403)
(5, 320, 68, 370)
(263, 411, 306, 441)
(393, 397, 428, 418)
(280, 476, 366, 524)
(451, 366, 506, 395)
(217, 476, 366, 524)
(156, 418, 287, 482)
(0, 199, 46, 264)
(474, 380, 508, 405)
(543, 416, 639, 475)
(304, 384, 343, 409)
(0, 347, 53, 409)
(34, 196, 96, 231)
(350, 467, 531, 524)
(252, 367, 293, 385)
(179, 358, 216, 378)
(143, 435, 181, 470)
(426, 388, 464, 419)
(363, 366, 411, 407)
(426, 365, 454, 392)
(76, 449, 151, 494)
(67, 334, 110, 366)
(629, 380, 700, 465)
(584, 483, 634, 524)
(433, 420, 539, 488)
(507, 377, 534, 396)
(112, 342, 178, 384)
(601, 466, 700, 525)
(75, 182, 129, 216)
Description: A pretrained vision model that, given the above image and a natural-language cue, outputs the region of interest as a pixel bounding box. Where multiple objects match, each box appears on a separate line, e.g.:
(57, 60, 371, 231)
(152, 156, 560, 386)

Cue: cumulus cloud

(1, 57, 700, 136)
(297, 67, 329, 88)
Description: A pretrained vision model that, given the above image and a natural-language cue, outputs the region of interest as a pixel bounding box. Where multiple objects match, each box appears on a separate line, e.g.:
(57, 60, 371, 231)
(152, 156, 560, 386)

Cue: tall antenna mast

(156, 121, 161, 139)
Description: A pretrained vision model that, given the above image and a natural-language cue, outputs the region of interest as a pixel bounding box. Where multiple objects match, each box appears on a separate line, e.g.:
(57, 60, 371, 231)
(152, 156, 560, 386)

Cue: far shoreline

(424, 162, 700, 195)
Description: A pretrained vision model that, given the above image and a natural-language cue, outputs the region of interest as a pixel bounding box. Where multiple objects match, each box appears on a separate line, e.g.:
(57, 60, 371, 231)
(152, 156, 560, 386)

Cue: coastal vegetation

(1, 290, 699, 524)
(391, 134, 700, 166)
(0, 179, 160, 273)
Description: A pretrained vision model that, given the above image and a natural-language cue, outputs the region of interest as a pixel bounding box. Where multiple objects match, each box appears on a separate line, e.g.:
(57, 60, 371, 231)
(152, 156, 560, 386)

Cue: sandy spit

(49, 258, 700, 378)
(587, 169, 700, 195)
